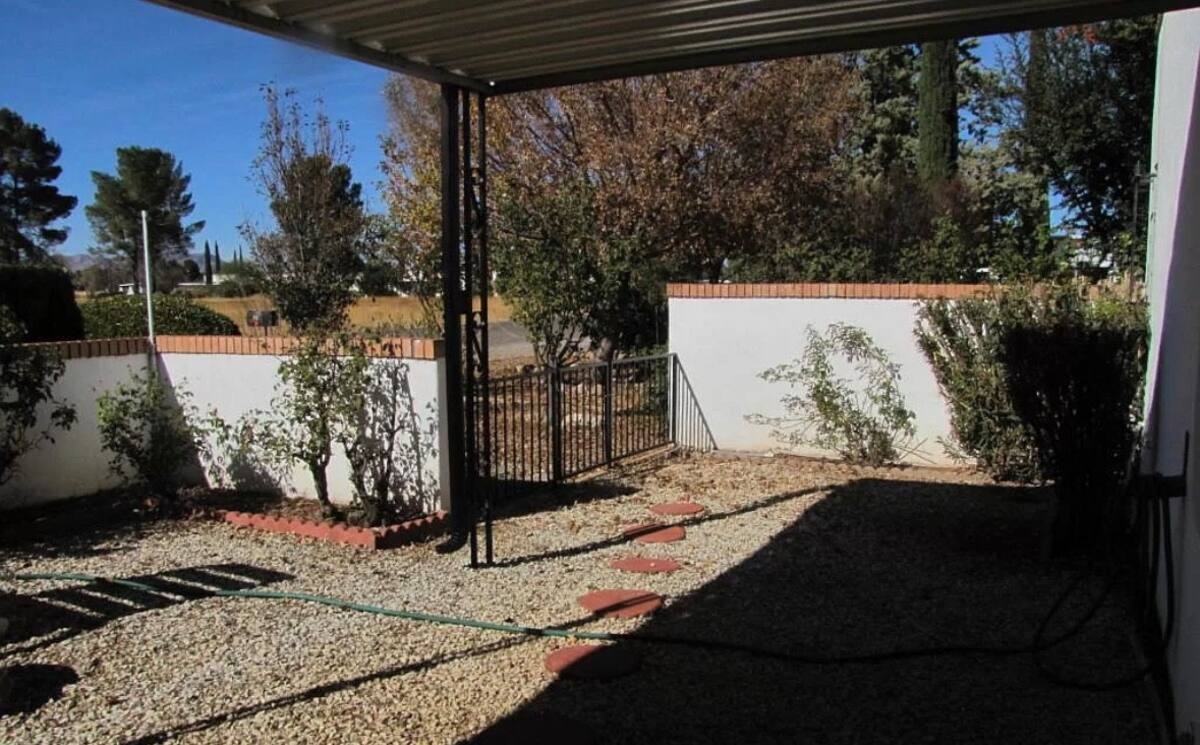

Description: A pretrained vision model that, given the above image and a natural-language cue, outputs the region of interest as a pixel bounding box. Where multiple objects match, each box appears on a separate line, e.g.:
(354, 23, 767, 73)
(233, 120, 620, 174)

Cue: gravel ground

(0, 454, 1162, 745)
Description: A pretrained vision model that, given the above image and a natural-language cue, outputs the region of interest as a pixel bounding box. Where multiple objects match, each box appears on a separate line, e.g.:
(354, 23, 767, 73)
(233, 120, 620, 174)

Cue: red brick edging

(218, 509, 448, 549)
(666, 283, 992, 300)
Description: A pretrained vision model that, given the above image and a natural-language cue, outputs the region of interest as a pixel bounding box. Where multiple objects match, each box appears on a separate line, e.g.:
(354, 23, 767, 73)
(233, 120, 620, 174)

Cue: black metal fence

(481, 353, 712, 500)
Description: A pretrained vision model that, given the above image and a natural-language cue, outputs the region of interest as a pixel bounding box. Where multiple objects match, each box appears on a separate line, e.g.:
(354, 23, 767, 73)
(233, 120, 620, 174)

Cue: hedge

(82, 294, 240, 338)
(0, 264, 84, 341)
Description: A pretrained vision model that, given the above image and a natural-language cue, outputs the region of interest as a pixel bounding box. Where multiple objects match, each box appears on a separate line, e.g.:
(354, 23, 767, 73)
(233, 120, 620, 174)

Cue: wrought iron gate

(482, 353, 713, 503)
(436, 82, 711, 567)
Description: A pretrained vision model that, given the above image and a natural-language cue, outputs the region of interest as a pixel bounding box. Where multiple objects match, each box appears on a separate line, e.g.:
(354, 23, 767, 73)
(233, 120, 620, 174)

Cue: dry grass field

(191, 294, 512, 335)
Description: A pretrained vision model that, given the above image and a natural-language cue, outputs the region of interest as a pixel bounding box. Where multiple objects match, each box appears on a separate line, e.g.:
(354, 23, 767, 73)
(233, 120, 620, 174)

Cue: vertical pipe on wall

(141, 211, 156, 350)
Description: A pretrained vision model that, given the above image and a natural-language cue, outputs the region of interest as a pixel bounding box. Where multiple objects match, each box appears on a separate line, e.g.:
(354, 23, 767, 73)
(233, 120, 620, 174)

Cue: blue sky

(2, 0, 1011, 259)
(1, 0, 392, 257)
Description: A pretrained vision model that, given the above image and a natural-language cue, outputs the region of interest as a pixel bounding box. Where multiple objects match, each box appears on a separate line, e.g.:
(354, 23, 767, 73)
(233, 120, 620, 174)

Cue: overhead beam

(492, 0, 1189, 93)
(142, 0, 492, 92)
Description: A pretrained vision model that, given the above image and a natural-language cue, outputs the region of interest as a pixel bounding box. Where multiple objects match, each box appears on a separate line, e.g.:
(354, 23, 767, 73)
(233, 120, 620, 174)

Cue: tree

(0, 306, 76, 487)
(203, 241, 213, 285)
(384, 58, 860, 356)
(917, 39, 959, 187)
(214, 242, 221, 273)
(0, 108, 77, 263)
(86, 146, 203, 290)
(1001, 18, 1159, 270)
(243, 87, 366, 330)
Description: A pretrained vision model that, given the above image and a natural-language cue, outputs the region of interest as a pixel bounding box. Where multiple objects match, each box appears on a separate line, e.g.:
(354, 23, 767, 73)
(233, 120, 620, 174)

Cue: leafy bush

(249, 332, 360, 517)
(97, 369, 209, 501)
(0, 307, 76, 486)
(0, 264, 84, 341)
(81, 294, 239, 338)
(748, 324, 916, 466)
(338, 349, 437, 526)
(998, 287, 1147, 554)
(916, 295, 1041, 481)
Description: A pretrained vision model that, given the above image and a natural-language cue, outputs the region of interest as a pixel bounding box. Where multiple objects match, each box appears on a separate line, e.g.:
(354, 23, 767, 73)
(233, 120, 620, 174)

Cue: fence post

(669, 354, 678, 447)
(603, 358, 614, 465)
(549, 364, 564, 481)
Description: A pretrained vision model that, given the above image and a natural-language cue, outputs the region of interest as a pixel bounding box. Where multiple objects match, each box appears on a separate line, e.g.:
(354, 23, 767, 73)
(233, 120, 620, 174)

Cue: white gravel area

(0, 454, 1161, 744)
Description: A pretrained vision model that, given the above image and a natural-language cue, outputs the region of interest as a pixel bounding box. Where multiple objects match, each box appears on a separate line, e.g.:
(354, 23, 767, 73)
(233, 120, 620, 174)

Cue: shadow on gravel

(119, 613, 604, 745)
(0, 489, 284, 561)
(467, 477, 1160, 745)
(1, 663, 79, 715)
(0, 563, 292, 658)
(488, 483, 829, 569)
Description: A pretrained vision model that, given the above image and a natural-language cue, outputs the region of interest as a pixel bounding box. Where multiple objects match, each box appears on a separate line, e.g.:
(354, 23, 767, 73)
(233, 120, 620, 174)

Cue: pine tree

(0, 108, 78, 263)
(214, 242, 221, 273)
(86, 146, 203, 289)
(916, 39, 959, 187)
(203, 241, 213, 285)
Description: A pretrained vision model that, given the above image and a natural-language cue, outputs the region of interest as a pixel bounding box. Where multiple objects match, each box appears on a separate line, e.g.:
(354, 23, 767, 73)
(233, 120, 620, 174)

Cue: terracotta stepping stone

(622, 522, 686, 544)
(467, 711, 596, 745)
(649, 501, 705, 516)
(609, 556, 681, 574)
(545, 644, 642, 679)
(577, 588, 664, 618)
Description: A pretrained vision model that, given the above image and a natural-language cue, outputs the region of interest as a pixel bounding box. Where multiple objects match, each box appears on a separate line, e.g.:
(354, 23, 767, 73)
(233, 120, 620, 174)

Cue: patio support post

(435, 83, 469, 557)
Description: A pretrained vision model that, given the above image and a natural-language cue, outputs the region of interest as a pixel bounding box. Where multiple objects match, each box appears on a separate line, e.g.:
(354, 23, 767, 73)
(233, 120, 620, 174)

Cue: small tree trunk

(309, 461, 335, 517)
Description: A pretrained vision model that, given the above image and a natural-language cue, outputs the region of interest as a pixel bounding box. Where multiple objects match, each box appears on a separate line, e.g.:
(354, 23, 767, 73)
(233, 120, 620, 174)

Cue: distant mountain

(57, 252, 207, 272)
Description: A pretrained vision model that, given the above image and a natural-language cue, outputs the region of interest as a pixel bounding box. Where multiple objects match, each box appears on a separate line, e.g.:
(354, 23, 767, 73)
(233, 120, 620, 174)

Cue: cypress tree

(214, 242, 221, 273)
(203, 241, 213, 285)
(916, 39, 959, 187)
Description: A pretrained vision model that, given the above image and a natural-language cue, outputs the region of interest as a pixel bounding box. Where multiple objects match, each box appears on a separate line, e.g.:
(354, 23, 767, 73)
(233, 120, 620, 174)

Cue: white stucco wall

(0, 353, 150, 507)
(1142, 9, 1200, 737)
(1, 345, 445, 514)
(669, 297, 956, 465)
(158, 352, 444, 513)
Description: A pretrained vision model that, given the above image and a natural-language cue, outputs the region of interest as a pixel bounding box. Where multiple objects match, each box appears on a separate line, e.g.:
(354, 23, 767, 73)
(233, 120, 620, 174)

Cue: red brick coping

(10, 337, 148, 360)
(5, 335, 443, 361)
(219, 509, 448, 550)
(157, 335, 443, 360)
(666, 282, 992, 300)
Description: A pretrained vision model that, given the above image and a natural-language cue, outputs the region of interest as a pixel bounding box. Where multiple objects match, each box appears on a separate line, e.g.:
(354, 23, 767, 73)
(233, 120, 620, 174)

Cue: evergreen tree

(86, 146, 203, 289)
(214, 242, 221, 273)
(916, 39, 959, 187)
(203, 241, 213, 285)
(0, 108, 78, 263)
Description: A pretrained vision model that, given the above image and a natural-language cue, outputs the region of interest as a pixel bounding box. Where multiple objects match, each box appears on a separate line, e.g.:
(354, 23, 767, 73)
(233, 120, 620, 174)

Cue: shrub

(998, 287, 1147, 555)
(748, 323, 916, 466)
(0, 264, 84, 341)
(250, 332, 359, 517)
(338, 349, 437, 526)
(916, 295, 1041, 481)
(82, 294, 239, 338)
(0, 307, 76, 486)
(97, 369, 209, 502)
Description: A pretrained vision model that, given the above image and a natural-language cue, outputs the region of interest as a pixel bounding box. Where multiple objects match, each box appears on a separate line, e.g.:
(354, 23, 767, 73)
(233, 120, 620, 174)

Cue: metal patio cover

(148, 1, 1197, 93)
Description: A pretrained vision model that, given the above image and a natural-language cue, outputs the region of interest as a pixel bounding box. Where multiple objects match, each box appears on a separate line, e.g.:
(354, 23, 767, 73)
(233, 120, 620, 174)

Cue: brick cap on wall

(4, 335, 444, 361)
(156, 335, 444, 360)
(666, 283, 994, 300)
(2, 337, 149, 360)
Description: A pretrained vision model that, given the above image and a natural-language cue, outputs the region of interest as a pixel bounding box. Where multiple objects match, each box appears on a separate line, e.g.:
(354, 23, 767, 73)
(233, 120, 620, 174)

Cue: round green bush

(82, 294, 239, 338)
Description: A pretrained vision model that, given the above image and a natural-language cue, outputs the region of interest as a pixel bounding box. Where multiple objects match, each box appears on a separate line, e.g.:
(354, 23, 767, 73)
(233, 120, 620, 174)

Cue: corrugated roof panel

(147, 0, 1200, 93)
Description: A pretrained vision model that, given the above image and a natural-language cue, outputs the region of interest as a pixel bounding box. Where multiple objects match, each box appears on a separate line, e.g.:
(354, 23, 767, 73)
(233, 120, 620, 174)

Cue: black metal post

(476, 93, 494, 566)
(434, 84, 469, 556)
(549, 365, 564, 481)
(461, 89, 479, 568)
(603, 359, 614, 465)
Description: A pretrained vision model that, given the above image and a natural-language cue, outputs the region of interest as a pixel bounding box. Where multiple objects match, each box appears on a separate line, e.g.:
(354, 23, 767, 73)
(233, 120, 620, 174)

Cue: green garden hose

(5, 569, 1115, 668)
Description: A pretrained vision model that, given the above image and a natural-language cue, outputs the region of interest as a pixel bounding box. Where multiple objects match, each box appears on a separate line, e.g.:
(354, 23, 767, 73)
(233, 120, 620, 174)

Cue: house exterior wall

(666, 284, 984, 466)
(1142, 9, 1200, 736)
